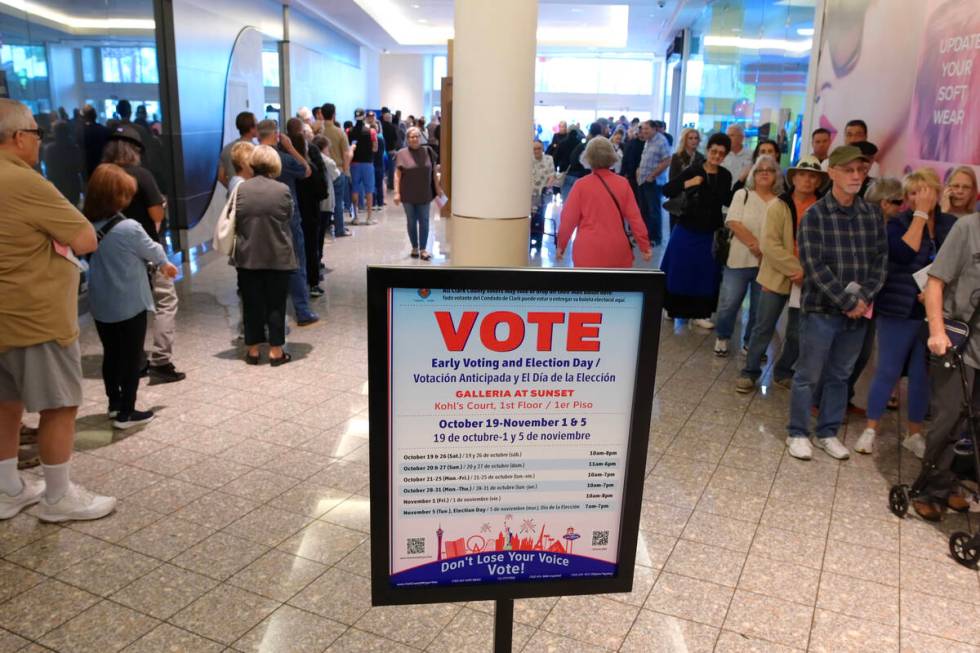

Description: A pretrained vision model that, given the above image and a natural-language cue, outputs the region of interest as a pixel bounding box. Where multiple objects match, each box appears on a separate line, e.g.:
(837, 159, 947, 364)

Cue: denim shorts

(351, 162, 375, 196)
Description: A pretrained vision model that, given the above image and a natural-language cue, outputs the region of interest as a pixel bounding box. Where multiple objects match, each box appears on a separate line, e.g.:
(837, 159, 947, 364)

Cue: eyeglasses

(949, 184, 973, 191)
(887, 199, 903, 206)
(16, 128, 43, 139)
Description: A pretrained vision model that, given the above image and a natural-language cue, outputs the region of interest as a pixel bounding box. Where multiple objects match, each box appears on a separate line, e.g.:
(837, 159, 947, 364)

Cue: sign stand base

(494, 598, 514, 652)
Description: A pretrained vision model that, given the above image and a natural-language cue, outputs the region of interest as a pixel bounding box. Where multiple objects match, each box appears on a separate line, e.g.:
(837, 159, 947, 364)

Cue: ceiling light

(418, 18, 428, 23)
(703, 34, 812, 54)
(796, 27, 814, 36)
(0, 0, 154, 29)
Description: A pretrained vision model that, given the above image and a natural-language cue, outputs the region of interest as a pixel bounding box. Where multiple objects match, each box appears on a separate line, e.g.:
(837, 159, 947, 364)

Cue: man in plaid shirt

(787, 145, 888, 461)
(636, 121, 671, 246)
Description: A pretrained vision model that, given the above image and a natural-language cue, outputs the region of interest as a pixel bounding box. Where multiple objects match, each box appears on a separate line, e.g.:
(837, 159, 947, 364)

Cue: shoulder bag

(595, 174, 635, 252)
(663, 155, 697, 216)
(712, 187, 748, 266)
(213, 185, 240, 256)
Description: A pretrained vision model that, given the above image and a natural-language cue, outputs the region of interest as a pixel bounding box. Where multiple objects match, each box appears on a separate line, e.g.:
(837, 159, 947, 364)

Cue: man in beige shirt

(321, 103, 352, 237)
(0, 98, 116, 523)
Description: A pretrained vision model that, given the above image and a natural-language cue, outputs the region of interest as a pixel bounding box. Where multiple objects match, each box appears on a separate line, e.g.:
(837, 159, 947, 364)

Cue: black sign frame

(368, 266, 664, 606)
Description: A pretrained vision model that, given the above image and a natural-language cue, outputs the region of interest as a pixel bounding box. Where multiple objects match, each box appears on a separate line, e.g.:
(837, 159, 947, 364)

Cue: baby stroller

(888, 349, 980, 568)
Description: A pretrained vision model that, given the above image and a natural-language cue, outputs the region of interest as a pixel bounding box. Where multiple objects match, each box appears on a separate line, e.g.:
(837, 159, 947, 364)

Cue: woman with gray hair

(394, 126, 443, 261)
(556, 137, 652, 268)
(233, 145, 297, 366)
(713, 154, 783, 357)
(864, 177, 905, 221)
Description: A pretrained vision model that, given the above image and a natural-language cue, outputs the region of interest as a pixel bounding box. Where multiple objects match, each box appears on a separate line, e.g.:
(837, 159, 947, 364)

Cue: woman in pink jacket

(557, 137, 652, 268)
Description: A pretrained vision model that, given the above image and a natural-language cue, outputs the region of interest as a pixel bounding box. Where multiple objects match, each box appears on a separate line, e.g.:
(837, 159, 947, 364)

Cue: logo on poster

(417, 288, 431, 300)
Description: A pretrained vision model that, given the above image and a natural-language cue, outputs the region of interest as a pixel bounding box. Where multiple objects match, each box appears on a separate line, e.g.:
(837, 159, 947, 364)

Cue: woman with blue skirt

(661, 132, 733, 326)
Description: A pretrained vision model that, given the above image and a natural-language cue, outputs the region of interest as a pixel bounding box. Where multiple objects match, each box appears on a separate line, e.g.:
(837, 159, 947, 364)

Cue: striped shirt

(637, 133, 671, 185)
(797, 191, 888, 314)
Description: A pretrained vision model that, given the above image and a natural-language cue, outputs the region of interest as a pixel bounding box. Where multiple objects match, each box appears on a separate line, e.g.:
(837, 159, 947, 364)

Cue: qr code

(407, 537, 425, 555)
(592, 530, 609, 547)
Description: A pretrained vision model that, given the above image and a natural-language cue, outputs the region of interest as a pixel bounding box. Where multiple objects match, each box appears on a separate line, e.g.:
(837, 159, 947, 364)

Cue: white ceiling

(295, 0, 714, 55)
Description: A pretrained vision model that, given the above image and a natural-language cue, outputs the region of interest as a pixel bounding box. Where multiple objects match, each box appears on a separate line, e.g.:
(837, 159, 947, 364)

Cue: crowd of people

(2, 84, 980, 533)
(542, 113, 980, 521)
(0, 95, 446, 526)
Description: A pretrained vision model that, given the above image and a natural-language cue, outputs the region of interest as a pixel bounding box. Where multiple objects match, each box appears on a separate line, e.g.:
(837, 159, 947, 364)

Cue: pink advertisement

(813, 0, 980, 180)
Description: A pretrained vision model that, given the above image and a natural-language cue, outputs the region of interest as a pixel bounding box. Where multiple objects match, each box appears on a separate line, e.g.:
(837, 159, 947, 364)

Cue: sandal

(420, 250, 431, 261)
(410, 248, 420, 258)
(270, 352, 293, 367)
(245, 352, 260, 365)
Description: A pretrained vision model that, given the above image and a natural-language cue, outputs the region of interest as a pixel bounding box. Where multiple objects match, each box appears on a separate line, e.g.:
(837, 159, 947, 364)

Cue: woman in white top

(713, 155, 783, 357)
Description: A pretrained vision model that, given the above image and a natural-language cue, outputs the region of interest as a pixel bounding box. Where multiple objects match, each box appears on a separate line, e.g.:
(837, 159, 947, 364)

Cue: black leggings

(95, 311, 148, 414)
(238, 268, 290, 346)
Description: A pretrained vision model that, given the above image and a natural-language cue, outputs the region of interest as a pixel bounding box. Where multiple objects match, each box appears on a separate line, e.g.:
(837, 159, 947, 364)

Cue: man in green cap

(785, 145, 888, 462)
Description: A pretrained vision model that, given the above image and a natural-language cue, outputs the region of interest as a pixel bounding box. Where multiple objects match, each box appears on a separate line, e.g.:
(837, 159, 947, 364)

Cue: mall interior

(1, 0, 980, 651)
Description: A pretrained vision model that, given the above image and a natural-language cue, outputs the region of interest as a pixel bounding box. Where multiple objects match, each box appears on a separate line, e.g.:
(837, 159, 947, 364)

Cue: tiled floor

(2, 201, 980, 652)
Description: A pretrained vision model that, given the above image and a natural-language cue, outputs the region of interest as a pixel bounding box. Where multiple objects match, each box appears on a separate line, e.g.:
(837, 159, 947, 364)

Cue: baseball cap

(851, 140, 879, 158)
(107, 124, 144, 151)
(354, 108, 366, 120)
(827, 145, 870, 168)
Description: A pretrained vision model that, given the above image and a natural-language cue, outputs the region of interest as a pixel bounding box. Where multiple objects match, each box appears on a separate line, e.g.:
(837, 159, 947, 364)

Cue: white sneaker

(814, 436, 850, 460)
(34, 483, 117, 523)
(0, 477, 45, 520)
(714, 338, 730, 357)
(786, 437, 813, 460)
(903, 432, 927, 459)
(854, 428, 876, 455)
(692, 318, 715, 330)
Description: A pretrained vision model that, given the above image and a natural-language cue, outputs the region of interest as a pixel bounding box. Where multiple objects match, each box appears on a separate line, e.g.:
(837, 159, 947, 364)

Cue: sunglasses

(17, 128, 44, 139)
(887, 199, 903, 206)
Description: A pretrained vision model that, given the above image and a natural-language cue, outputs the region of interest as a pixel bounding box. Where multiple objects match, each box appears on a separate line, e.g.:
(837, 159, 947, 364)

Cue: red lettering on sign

(434, 311, 478, 351)
(526, 312, 565, 351)
(567, 312, 602, 351)
(480, 311, 525, 352)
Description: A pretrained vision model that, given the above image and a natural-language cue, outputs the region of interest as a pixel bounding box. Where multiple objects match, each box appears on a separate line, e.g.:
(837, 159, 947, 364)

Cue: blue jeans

(866, 315, 929, 422)
(287, 213, 315, 321)
(343, 173, 353, 215)
(789, 313, 867, 439)
(404, 202, 430, 250)
(332, 175, 348, 235)
(639, 182, 663, 245)
(373, 161, 385, 206)
(743, 290, 786, 379)
(715, 267, 760, 345)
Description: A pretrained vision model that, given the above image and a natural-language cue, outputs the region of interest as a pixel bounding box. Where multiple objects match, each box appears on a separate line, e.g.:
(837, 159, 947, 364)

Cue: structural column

(450, 0, 537, 266)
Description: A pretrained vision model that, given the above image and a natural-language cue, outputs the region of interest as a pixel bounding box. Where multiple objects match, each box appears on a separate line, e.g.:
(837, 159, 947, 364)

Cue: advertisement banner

(813, 0, 980, 179)
(388, 288, 641, 587)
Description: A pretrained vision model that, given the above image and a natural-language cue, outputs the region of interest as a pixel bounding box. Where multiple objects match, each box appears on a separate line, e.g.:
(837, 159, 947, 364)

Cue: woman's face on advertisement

(814, 0, 926, 147)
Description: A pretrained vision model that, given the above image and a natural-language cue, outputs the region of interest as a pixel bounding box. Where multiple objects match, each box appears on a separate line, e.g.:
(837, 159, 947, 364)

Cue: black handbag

(712, 227, 732, 266)
(663, 191, 689, 216)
